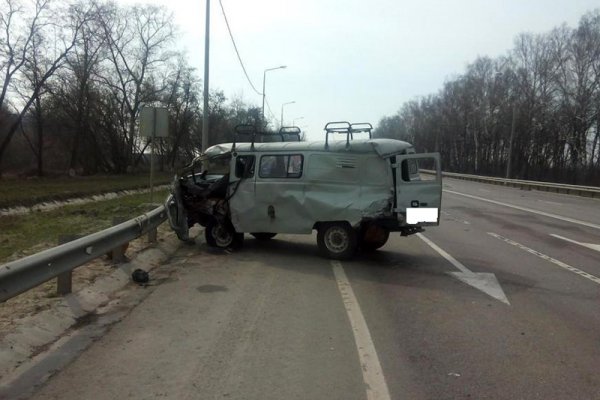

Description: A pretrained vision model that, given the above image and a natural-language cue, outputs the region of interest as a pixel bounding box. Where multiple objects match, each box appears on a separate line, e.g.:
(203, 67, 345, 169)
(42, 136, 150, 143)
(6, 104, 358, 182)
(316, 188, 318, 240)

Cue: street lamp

(201, 0, 211, 152)
(292, 116, 304, 126)
(280, 101, 295, 127)
(262, 65, 287, 124)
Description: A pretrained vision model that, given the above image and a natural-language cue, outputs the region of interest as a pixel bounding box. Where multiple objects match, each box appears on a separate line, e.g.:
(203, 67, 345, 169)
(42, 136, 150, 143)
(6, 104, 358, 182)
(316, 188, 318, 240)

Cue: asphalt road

(13, 178, 600, 399)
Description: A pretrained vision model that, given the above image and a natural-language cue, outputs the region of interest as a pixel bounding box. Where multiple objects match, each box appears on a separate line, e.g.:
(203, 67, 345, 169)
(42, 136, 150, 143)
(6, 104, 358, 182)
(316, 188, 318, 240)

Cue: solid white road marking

(444, 189, 600, 231)
(331, 261, 391, 400)
(488, 232, 600, 285)
(416, 233, 510, 305)
(550, 234, 600, 253)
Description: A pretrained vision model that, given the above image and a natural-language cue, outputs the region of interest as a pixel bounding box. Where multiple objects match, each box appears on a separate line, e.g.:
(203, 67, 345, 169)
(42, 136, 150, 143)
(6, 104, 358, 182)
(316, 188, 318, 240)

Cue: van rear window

(306, 154, 359, 183)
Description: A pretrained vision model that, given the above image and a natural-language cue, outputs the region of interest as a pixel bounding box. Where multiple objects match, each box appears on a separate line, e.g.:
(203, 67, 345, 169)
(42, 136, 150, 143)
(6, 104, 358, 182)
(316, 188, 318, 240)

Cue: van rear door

(393, 153, 442, 226)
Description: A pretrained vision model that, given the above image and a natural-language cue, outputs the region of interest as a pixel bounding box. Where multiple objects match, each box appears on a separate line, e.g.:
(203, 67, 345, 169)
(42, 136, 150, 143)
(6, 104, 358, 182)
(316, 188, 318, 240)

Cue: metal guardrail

(422, 170, 600, 198)
(0, 205, 167, 303)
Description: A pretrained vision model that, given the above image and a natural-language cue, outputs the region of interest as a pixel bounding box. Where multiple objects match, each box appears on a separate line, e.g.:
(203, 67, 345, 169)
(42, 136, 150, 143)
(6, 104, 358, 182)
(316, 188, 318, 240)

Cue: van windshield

(203, 155, 231, 175)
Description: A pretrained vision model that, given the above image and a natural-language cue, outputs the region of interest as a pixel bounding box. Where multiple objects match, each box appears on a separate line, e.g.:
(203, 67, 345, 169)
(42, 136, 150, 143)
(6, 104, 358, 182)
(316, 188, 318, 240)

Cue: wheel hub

(213, 224, 233, 247)
(325, 227, 349, 253)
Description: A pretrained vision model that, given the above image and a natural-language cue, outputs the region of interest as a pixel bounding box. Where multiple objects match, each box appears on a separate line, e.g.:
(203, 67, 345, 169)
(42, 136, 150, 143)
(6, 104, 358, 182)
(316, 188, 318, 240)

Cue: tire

(359, 224, 390, 251)
(205, 220, 244, 249)
(317, 222, 357, 260)
(250, 232, 277, 240)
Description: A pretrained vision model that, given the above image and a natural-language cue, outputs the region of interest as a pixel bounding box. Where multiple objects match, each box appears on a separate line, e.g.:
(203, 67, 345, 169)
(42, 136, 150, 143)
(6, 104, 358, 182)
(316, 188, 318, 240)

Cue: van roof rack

(233, 124, 302, 150)
(350, 122, 373, 138)
(279, 126, 302, 142)
(324, 121, 373, 148)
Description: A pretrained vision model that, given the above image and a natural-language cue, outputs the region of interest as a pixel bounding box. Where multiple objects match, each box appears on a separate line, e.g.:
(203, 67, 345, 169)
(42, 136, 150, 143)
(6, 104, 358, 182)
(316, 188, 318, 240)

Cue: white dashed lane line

(539, 200, 563, 206)
(488, 232, 600, 285)
(444, 189, 600, 231)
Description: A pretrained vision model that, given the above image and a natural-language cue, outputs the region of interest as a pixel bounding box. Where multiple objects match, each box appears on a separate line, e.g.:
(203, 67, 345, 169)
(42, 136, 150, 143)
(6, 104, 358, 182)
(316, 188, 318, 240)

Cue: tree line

(375, 10, 600, 185)
(0, 0, 263, 177)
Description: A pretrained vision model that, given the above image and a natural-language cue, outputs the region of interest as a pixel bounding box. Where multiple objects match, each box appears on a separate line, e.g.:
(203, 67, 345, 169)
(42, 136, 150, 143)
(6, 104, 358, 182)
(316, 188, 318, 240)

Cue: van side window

(235, 155, 255, 178)
(259, 155, 303, 178)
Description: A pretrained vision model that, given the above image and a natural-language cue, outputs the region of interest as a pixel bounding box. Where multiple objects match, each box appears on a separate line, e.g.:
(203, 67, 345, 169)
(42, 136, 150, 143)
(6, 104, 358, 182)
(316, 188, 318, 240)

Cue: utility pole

(202, 0, 210, 152)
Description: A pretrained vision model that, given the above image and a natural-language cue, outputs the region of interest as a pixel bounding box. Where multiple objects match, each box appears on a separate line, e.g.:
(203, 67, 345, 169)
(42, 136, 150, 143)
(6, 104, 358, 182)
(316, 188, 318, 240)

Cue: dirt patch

(0, 225, 172, 339)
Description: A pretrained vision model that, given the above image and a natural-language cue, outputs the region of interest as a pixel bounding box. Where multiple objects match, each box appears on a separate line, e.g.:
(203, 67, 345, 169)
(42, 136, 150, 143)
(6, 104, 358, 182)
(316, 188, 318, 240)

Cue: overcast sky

(119, 0, 599, 140)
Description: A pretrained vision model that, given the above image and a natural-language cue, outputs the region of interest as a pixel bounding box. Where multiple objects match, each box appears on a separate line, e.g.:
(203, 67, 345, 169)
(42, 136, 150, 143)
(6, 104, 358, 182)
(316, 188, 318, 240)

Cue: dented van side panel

(229, 151, 393, 234)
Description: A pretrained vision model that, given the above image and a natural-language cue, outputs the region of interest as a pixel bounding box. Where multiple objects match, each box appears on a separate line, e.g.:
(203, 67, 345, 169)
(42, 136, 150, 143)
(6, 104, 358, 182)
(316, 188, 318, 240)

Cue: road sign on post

(139, 107, 169, 203)
(140, 107, 169, 138)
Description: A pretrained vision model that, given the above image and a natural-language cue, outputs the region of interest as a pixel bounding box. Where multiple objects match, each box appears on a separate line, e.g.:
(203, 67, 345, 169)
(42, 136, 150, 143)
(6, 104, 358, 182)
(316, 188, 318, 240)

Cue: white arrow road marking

(488, 232, 600, 285)
(331, 261, 391, 400)
(550, 234, 600, 253)
(444, 189, 600, 231)
(416, 233, 510, 305)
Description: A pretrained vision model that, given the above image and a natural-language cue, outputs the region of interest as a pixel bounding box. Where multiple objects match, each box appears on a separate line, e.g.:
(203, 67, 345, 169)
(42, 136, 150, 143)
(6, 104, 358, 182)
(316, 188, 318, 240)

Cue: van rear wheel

(205, 220, 243, 249)
(359, 224, 389, 251)
(317, 222, 357, 260)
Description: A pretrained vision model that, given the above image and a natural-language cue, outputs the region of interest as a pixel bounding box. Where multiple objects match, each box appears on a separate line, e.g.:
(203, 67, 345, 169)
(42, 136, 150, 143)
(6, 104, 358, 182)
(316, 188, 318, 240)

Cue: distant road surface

(9, 177, 600, 400)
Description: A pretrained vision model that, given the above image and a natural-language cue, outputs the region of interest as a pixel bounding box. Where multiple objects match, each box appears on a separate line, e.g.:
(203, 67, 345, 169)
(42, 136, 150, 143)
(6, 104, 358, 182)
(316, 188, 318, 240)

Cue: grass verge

(0, 189, 170, 263)
(0, 172, 173, 209)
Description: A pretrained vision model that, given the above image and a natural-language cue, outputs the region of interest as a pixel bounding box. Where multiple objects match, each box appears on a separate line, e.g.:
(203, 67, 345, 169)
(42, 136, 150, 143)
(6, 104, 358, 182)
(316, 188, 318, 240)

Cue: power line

(218, 0, 262, 96)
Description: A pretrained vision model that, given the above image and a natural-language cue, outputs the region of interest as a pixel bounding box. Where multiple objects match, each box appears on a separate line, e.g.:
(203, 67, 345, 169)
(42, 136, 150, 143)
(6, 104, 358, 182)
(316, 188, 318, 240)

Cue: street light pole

(261, 65, 287, 126)
(280, 101, 295, 127)
(201, 0, 210, 152)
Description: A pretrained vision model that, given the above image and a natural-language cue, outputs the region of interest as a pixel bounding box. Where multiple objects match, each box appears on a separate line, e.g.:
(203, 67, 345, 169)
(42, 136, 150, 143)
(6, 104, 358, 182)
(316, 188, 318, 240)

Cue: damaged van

(165, 122, 442, 260)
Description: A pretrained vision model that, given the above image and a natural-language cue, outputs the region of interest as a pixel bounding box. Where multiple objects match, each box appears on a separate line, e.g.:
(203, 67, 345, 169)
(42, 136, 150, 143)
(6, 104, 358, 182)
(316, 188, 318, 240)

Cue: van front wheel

(205, 220, 243, 249)
(317, 223, 357, 260)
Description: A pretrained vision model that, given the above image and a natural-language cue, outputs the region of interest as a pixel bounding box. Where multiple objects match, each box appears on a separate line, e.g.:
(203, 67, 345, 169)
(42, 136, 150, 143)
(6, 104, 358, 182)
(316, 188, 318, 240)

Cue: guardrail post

(148, 227, 158, 243)
(111, 217, 128, 263)
(57, 235, 80, 295)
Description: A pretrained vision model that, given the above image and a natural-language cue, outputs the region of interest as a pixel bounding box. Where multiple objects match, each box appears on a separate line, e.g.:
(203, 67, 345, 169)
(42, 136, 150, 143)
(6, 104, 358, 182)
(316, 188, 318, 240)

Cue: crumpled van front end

(164, 146, 234, 243)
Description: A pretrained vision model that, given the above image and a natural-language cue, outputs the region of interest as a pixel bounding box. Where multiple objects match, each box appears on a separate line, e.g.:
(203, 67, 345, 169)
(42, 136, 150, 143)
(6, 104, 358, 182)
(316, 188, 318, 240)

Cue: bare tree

(97, 2, 175, 172)
(0, 0, 93, 173)
(375, 9, 600, 185)
(162, 55, 201, 167)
